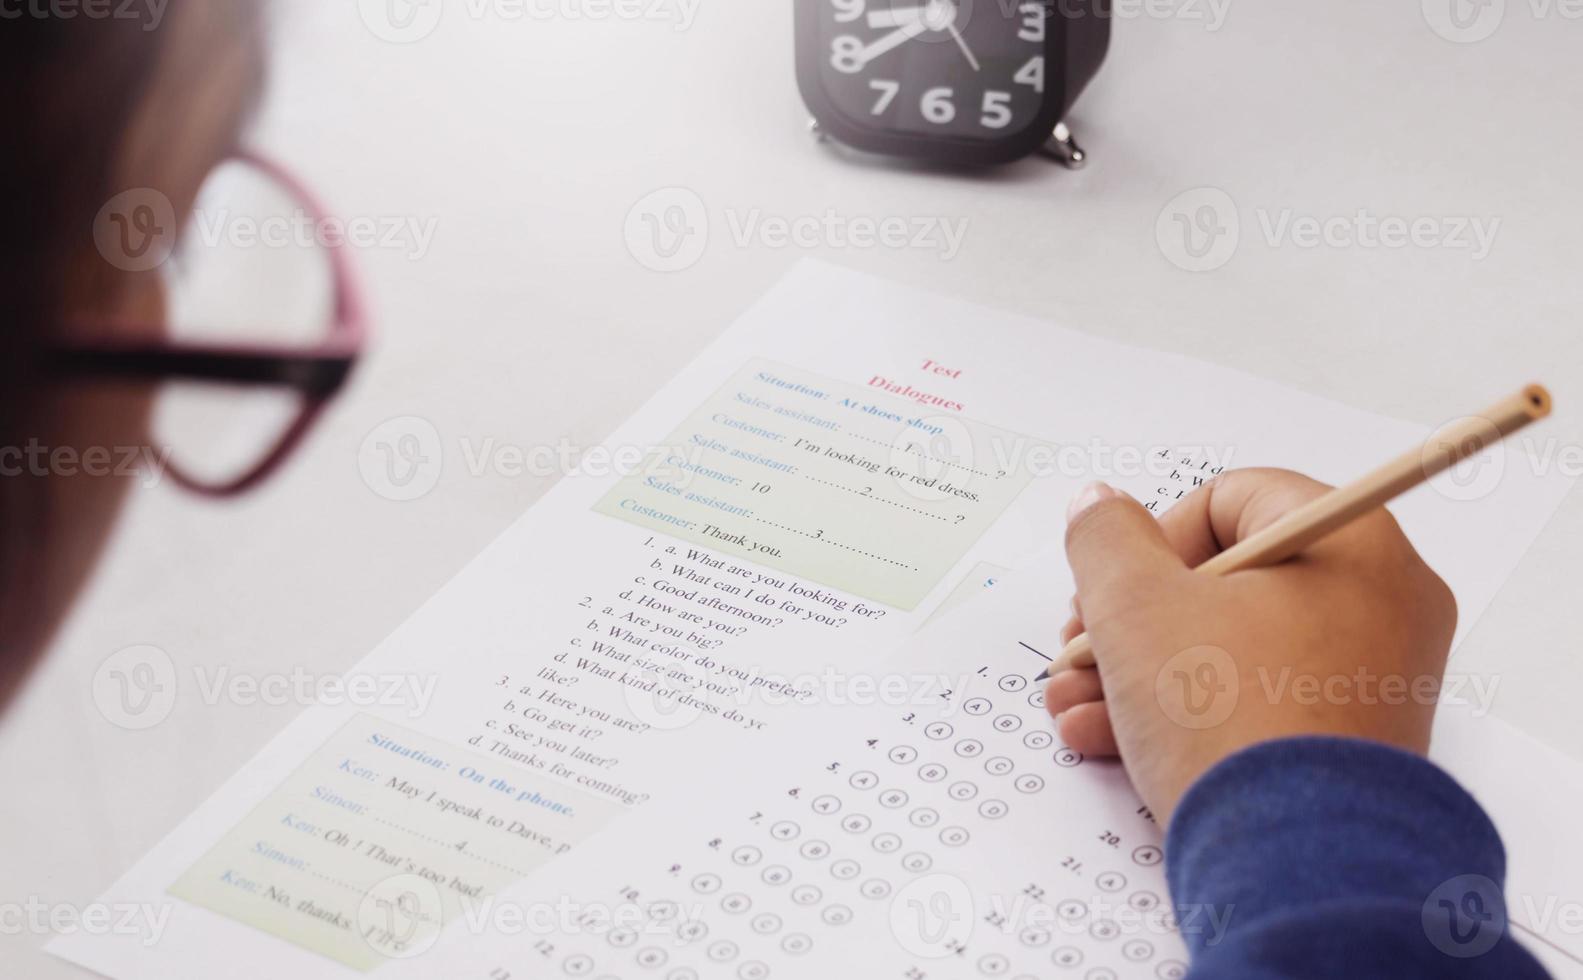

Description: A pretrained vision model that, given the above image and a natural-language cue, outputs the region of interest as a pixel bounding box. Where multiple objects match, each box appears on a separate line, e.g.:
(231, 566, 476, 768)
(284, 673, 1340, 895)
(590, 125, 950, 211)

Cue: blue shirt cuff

(1163, 735, 1545, 977)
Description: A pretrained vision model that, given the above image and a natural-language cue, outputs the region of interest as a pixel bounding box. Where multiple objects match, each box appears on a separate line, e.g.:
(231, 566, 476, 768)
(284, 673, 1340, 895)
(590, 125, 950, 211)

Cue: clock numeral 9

(921, 87, 956, 125)
(831, 0, 866, 24)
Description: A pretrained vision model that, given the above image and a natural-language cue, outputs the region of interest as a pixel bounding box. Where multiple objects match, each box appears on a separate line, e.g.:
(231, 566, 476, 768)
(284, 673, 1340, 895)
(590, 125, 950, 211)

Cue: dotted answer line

(304, 868, 367, 895)
(370, 814, 535, 878)
(843, 432, 1004, 480)
(801, 475, 952, 523)
(754, 517, 916, 570)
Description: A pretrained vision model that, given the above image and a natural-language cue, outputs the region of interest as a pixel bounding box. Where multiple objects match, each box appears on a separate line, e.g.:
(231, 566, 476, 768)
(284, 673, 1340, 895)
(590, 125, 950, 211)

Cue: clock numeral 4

(1015, 55, 1045, 94)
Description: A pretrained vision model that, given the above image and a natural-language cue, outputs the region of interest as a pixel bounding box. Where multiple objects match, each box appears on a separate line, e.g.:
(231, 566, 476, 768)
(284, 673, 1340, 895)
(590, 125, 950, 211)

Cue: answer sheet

(49, 261, 1574, 979)
(392, 567, 1583, 980)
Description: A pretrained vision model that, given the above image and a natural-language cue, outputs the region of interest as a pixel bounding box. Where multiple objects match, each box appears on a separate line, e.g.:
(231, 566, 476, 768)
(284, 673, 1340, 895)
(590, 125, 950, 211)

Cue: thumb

(1064, 483, 1185, 619)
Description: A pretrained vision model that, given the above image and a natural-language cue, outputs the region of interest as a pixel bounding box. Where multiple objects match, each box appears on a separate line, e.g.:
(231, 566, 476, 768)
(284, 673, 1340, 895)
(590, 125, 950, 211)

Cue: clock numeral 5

(981, 91, 1013, 130)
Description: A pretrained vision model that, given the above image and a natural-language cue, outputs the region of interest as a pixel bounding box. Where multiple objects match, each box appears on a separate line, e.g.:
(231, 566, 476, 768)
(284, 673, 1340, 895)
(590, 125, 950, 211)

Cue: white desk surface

(6, 1, 1581, 975)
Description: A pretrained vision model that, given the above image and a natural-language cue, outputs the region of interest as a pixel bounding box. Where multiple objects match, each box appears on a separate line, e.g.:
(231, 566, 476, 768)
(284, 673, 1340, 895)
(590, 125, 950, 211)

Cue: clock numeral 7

(869, 79, 900, 116)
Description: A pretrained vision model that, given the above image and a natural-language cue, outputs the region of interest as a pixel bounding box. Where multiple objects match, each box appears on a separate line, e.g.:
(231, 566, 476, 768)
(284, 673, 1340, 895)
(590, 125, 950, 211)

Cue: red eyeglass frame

(46, 151, 370, 497)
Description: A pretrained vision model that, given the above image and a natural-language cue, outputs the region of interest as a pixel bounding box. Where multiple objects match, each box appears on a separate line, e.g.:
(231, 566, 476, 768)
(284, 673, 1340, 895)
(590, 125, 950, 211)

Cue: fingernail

(1066, 482, 1116, 523)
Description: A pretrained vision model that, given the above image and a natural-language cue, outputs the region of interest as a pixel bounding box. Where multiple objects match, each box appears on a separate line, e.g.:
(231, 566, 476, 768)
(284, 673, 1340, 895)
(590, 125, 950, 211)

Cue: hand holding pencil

(1040, 386, 1551, 827)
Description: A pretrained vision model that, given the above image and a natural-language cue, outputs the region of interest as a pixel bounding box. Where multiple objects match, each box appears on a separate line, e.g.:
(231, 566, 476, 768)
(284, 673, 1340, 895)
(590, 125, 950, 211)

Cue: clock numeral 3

(1018, 1, 1046, 42)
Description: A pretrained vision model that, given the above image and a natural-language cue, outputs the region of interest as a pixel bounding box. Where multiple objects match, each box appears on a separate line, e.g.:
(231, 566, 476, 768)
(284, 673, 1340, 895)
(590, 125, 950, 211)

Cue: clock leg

(808, 118, 829, 144)
(1040, 122, 1088, 170)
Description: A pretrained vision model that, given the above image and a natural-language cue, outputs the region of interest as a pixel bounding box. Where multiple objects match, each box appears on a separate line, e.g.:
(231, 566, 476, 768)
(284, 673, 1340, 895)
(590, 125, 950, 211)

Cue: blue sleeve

(1163, 736, 1551, 979)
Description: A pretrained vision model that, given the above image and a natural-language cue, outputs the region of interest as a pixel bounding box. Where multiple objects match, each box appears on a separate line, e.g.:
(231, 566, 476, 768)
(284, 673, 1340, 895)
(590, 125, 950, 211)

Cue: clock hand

(946, 21, 980, 71)
(866, 5, 924, 28)
(866, 2, 976, 69)
(857, 17, 932, 66)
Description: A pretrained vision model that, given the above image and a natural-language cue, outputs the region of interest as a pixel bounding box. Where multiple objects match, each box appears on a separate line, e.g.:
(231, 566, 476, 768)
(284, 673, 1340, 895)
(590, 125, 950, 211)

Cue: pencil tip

(1033, 667, 1050, 683)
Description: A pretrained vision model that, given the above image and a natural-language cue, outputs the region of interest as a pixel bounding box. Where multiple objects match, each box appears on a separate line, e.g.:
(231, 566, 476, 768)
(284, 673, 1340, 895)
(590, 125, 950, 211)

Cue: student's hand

(1043, 469, 1458, 827)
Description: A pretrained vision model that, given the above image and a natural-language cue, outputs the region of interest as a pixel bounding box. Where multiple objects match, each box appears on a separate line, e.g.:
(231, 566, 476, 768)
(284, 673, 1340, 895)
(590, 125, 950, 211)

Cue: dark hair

(0, 15, 171, 677)
(0, 3, 267, 705)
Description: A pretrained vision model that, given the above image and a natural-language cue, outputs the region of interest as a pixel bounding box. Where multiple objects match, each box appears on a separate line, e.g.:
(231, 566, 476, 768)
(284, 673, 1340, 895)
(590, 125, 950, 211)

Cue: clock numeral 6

(921, 86, 956, 125)
(831, 0, 866, 24)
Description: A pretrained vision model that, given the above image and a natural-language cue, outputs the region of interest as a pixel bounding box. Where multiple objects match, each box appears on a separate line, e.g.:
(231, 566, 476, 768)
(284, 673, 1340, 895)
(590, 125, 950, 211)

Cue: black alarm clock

(795, 0, 1110, 167)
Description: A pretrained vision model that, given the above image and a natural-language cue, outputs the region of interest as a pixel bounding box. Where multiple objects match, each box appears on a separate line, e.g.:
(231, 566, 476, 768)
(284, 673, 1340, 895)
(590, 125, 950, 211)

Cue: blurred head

(0, 1, 268, 709)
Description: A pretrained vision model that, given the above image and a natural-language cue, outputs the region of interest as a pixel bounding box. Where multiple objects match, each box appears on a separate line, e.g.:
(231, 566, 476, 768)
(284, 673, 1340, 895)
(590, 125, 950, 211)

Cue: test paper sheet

(49, 261, 1574, 979)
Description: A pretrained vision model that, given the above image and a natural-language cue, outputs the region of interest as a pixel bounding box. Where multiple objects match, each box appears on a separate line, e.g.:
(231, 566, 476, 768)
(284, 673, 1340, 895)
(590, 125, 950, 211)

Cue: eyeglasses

(48, 151, 370, 497)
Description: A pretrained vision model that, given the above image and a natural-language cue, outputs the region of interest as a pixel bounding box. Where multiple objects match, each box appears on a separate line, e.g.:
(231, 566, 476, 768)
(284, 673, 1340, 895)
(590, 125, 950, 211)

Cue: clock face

(811, 0, 1054, 144)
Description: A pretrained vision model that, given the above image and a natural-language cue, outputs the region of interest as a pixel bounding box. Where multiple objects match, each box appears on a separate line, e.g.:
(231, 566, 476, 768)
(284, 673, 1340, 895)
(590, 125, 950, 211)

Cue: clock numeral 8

(831, 35, 864, 74)
(868, 79, 900, 116)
